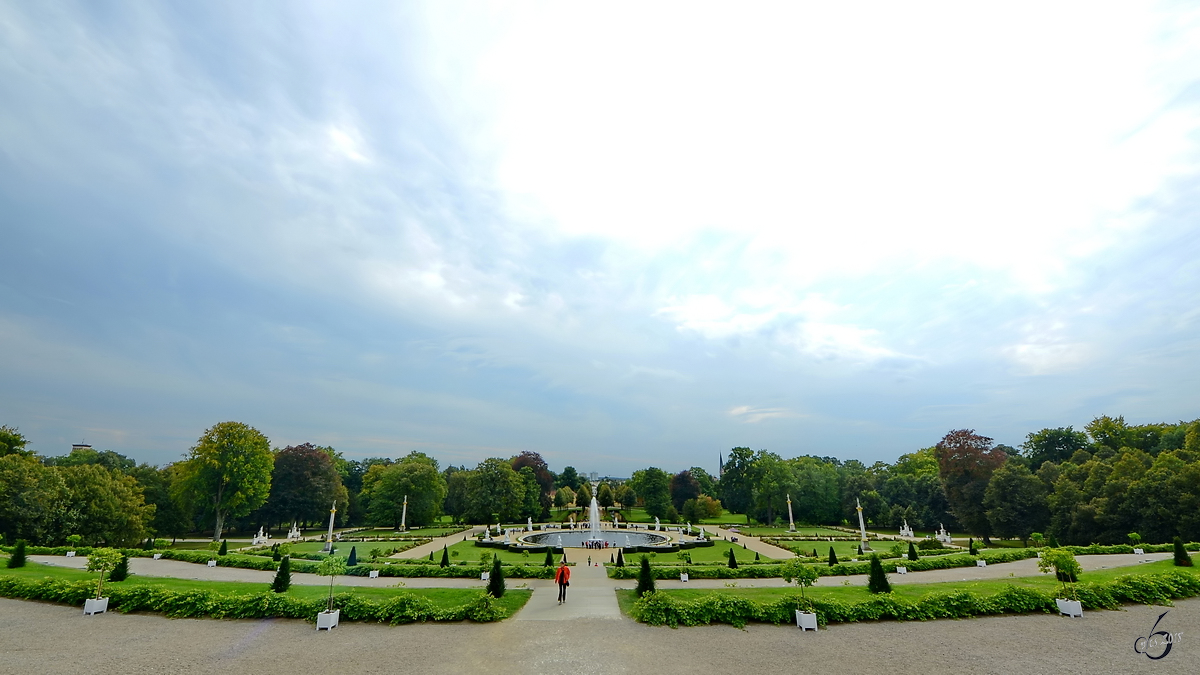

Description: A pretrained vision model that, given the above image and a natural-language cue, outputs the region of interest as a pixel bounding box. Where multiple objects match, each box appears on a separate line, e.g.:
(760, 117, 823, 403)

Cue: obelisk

(856, 498, 871, 551)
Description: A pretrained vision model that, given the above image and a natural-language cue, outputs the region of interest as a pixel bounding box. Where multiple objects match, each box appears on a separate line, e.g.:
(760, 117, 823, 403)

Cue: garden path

(391, 525, 486, 560)
(513, 549, 623, 621)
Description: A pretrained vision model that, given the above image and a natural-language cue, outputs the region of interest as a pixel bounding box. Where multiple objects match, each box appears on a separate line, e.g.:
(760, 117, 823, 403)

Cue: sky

(2, 2, 1198, 476)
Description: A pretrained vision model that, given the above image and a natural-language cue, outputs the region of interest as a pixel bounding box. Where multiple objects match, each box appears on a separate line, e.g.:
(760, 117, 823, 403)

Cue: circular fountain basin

(522, 530, 669, 548)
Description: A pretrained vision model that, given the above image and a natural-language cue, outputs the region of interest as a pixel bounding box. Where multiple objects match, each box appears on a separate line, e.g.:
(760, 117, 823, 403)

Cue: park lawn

(615, 559, 1196, 616)
(0, 561, 531, 614)
(638, 540, 778, 565)
(443, 540, 560, 566)
(737, 526, 850, 538)
(283, 540, 422, 557)
(696, 510, 754, 525)
(347, 527, 464, 539)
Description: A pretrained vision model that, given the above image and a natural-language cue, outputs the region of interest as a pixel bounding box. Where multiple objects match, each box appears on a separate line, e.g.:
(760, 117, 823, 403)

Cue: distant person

(556, 560, 571, 604)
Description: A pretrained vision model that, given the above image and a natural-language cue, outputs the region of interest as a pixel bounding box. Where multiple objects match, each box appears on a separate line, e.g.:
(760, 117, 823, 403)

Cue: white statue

(654, 517, 660, 531)
(528, 517, 533, 532)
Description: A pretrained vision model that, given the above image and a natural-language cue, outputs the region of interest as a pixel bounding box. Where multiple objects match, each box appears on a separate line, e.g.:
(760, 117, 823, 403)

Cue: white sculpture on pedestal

(654, 517, 660, 531)
(936, 523, 952, 544)
(899, 519, 914, 538)
(288, 523, 301, 540)
(322, 501, 337, 552)
(787, 493, 796, 532)
(856, 498, 872, 551)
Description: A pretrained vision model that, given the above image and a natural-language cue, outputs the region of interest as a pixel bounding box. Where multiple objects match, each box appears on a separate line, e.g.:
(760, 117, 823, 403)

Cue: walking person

(556, 559, 571, 604)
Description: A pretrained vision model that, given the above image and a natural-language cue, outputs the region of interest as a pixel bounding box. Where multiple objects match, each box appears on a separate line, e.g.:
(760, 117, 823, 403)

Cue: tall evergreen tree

(487, 555, 505, 598)
(440, 545, 449, 568)
(271, 555, 292, 593)
(218, 539, 228, 556)
(867, 555, 891, 594)
(6, 540, 25, 568)
(616, 549, 625, 567)
(727, 547, 738, 569)
(828, 547, 838, 566)
(908, 541, 919, 561)
(544, 549, 554, 566)
(636, 555, 655, 597)
(347, 546, 357, 566)
(1175, 536, 1193, 567)
(108, 554, 130, 582)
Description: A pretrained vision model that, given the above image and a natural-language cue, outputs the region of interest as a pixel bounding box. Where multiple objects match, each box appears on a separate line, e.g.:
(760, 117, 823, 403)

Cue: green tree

(463, 458, 525, 524)
(635, 555, 655, 597)
(487, 555, 505, 598)
(636, 468, 671, 519)
(553, 486, 575, 508)
(576, 482, 592, 507)
(867, 554, 891, 593)
(60, 464, 154, 547)
(543, 549, 553, 566)
(367, 460, 447, 528)
(1021, 427, 1091, 471)
(556, 466, 582, 491)
(219, 539, 228, 555)
(0, 455, 72, 544)
(983, 461, 1049, 546)
(517, 466, 542, 520)
(347, 546, 357, 566)
(719, 447, 756, 514)
(781, 558, 819, 599)
(440, 545, 449, 568)
(86, 548, 122, 599)
(596, 482, 615, 509)
(614, 484, 635, 509)
(908, 541, 918, 561)
(727, 546, 738, 569)
(1037, 548, 1081, 597)
(131, 464, 192, 542)
(615, 548, 625, 567)
(669, 470, 701, 511)
(108, 554, 129, 582)
(271, 555, 291, 592)
(173, 422, 274, 541)
(0, 426, 32, 458)
(935, 429, 1007, 544)
(317, 555, 347, 612)
(828, 547, 838, 566)
(688, 466, 718, 498)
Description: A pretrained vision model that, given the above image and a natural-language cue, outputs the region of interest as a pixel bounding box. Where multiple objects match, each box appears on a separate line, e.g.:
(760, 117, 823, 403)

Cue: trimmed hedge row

(0, 546, 557, 579)
(606, 543, 1198, 580)
(0, 576, 508, 623)
(632, 570, 1200, 628)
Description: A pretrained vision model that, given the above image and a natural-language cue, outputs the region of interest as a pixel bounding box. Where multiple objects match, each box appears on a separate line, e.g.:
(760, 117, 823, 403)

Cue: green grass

(770, 539, 910, 561)
(0, 561, 532, 614)
(443, 540, 562, 566)
(638, 540, 778, 565)
(738, 526, 850, 537)
(345, 527, 464, 539)
(616, 559, 1196, 614)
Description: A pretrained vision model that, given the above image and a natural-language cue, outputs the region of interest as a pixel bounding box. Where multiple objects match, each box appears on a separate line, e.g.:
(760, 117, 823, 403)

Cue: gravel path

(1, 595, 1194, 674)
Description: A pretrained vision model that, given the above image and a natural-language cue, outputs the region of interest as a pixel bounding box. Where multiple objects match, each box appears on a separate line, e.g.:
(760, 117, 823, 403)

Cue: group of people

(583, 539, 609, 549)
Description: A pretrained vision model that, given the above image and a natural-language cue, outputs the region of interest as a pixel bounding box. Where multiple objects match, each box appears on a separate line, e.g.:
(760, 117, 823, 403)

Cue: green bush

(727, 548, 738, 569)
(908, 542, 918, 561)
(917, 539, 945, 551)
(1175, 536, 1193, 567)
(544, 549, 554, 567)
(108, 554, 130, 582)
(632, 571, 1200, 628)
(6, 540, 25, 569)
(0, 576, 511, 623)
(347, 546, 357, 567)
(440, 546, 449, 568)
(218, 540, 228, 556)
(828, 547, 838, 566)
(616, 549, 625, 567)
(271, 555, 291, 593)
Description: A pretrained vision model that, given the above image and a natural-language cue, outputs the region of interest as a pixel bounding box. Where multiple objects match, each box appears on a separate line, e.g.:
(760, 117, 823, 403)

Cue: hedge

(605, 544, 1200, 580)
(632, 570, 1200, 628)
(0, 576, 508, 623)
(0, 546, 557, 579)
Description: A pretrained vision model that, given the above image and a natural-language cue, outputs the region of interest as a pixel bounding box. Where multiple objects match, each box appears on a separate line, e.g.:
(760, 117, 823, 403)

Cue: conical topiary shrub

(218, 539, 228, 556)
(108, 554, 130, 582)
(1175, 536, 1193, 567)
(544, 549, 554, 566)
(272, 543, 281, 562)
(1049, 534, 1059, 547)
(428, 550, 434, 561)
(856, 544, 862, 556)
(812, 548, 818, 558)
(6, 540, 26, 569)
(616, 548, 625, 567)
(755, 551, 760, 561)
(969, 538, 977, 555)
(271, 555, 291, 593)
(908, 541, 918, 561)
(347, 546, 357, 566)
(828, 546, 838, 566)
(867, 554, 891, 594)
(727, 547, 738, 569)
(440, 545, 449, 568)
(487, 555, 505, 598)
(636, 555, 655, 597)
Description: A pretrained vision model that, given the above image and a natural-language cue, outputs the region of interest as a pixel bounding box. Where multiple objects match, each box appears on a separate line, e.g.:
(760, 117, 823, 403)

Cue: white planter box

(368, 570, 379, 579)
(896, 566, 907, 574)
(794, 610, 818, 631)
(152, 553, 162, 560)
(84, 597, 109, 615)
(1134, 548, 1145, 555)
(976, 560, 987, 567)
(207, 560, 217, 568)
(66, 551, 76, 558)
(1056, 598, 1082, 617)
(680, 573, 689, 582)
(480, 572, 490, 581)
(316, 609, 340, 630)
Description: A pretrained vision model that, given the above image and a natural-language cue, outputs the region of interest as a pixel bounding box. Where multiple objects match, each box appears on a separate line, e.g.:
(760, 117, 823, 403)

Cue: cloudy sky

(2, 2, 1198, 475)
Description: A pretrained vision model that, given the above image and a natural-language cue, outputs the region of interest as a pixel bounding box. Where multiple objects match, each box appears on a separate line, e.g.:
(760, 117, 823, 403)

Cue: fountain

(521, 493, 669, 548)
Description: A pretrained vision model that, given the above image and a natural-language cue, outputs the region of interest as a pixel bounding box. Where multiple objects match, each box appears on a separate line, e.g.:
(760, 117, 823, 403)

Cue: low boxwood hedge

(632, 570, 1200, 628)
(0, 576, 508, 623)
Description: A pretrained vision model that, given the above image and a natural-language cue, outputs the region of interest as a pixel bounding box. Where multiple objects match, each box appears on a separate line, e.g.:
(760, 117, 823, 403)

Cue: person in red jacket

(556, 560, 571, 604)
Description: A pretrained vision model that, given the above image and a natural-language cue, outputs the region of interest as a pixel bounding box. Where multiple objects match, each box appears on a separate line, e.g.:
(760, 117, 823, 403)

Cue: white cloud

(728, 406, 801, 424)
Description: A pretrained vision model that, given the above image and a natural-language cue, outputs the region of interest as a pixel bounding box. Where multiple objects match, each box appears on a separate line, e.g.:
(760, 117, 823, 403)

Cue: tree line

(2, 414, 1198, 547)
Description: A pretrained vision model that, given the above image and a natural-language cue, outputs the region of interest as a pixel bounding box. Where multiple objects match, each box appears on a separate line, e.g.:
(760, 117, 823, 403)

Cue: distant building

(588, 471, 599, 482)
(72, 443, 91, 452)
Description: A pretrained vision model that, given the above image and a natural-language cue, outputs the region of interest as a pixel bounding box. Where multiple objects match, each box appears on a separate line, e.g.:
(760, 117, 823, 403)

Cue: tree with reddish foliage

(934, 429, 1007, 545)
(264, 443, 344, 528)
(669, 470, 701, 511)
(511, 451, 554, 518)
